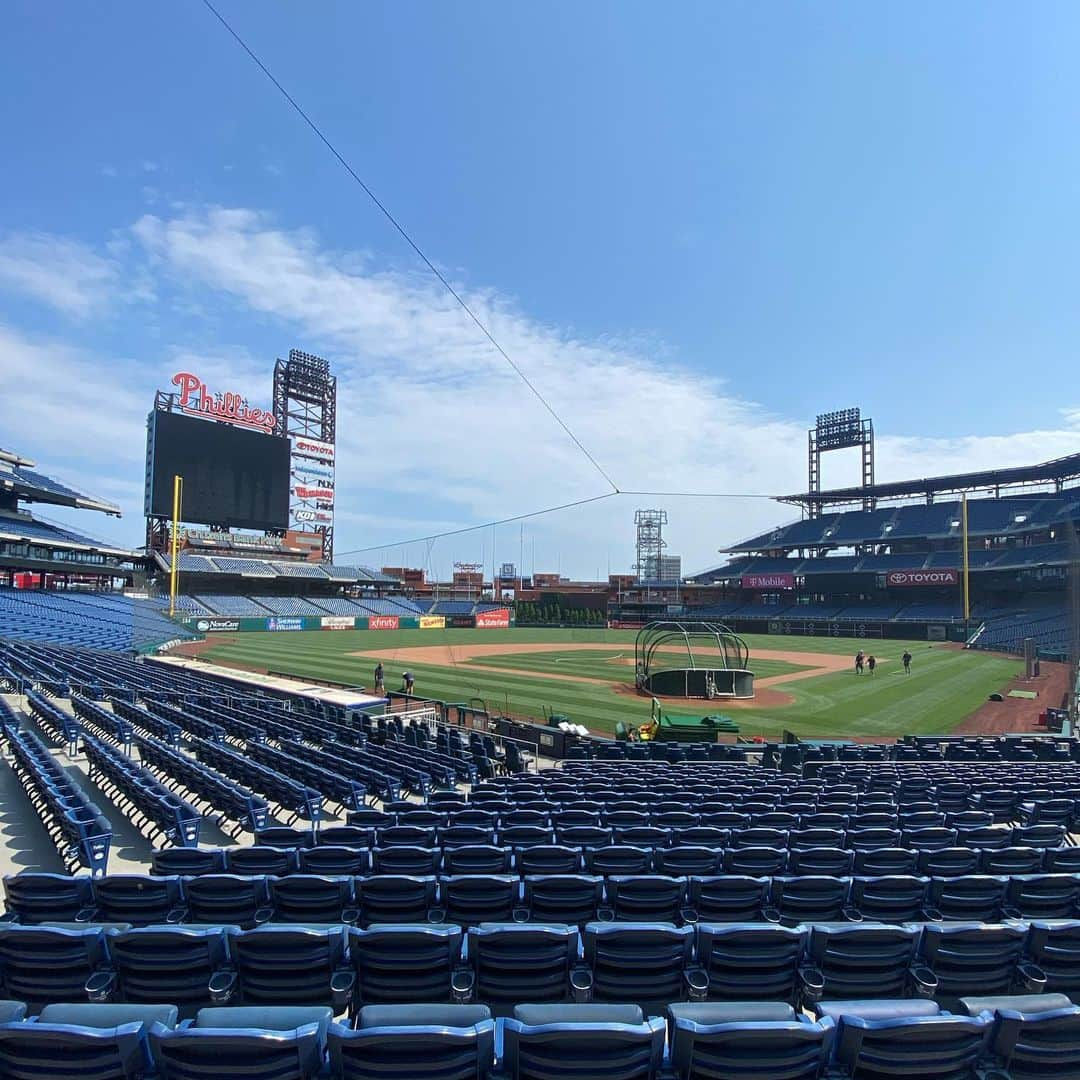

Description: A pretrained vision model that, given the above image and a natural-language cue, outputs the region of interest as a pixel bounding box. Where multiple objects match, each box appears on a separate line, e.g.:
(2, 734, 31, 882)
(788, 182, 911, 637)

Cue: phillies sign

(741, 573, 795, 590)
(171, 372, 277, 433)
(886, 569, 959, 587)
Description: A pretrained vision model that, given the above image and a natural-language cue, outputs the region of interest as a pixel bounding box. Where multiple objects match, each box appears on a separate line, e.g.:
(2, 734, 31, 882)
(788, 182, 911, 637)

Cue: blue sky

(2, 2, 1079, 577)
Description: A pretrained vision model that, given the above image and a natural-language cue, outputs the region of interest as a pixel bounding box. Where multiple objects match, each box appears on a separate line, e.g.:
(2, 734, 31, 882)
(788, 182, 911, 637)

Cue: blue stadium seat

(437, 875, 519, 926)
(466, 924, 584, 1009)
(502, 1003, 665, 1080)
(668, 1002, 832, 1080)
(355, 876, 437, 925)
(1005, 874, 1080, 920)
(582, 923, 698, 1006)
(0, 1003, 178, 1080)
(369, 847, 441, 876)
(91, 876, 185, 926)
(652, 846, 723, 877)
(264, 875, 359, 924)
(583, 846, 652, 877)
(102, 927, 233, 1010)
(695, 924, 807, 1003)
(787, 847, 854, 877)
(296, 846, 370, 876)
(347, 925, 464, 1007)
(2, 872, 95, 924)
(226, 927, 354, 1010)
(918, 923, 1040, 1006)
(523, 875, 603, 925)
(151, 849, 226, 877)
(827, 1002, 992, 1080)
(767, 876, 851, 925)
(802, 924, 928, 1004)
(849, 875, 929, 922)
(328, 1005, 495, 1080)
(182, 875, 270, 928)
(515, 846, 582, 875)
(958, 993, 1080, 1079)
(0, 924, 109, 1005)
(1026, 920, 1080, 1002)
(927, 874, 1008, 921)
(442, 845, 513, 875)
(150, 1006, 328, 1080)
(687, 876, 770, 923)
(603, 876, 685, 923)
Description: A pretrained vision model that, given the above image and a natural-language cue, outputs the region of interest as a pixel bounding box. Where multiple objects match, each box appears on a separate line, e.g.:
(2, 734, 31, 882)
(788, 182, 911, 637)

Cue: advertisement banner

(193, 617, 241, 633)
(368, 615, 400, 631)
(292, 509, 333, 524)
(741, 573, 795, 591)
(293, 485, 335, 502)
(419, 615, 446, 629)
(886, 569, 959, 587)
(291, 463, 334, 482)
(291, 436, 336, 462)
(475, 608, 511, 628)
(447, 614, 476, 628)
(267, 617, 305, 631)
(321, 616, 356, 630)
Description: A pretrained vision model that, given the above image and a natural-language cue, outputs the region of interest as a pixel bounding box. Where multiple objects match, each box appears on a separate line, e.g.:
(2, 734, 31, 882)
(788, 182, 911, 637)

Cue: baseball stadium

(0, 348, 1079, 1074)
(5, 6, 1080, 1071)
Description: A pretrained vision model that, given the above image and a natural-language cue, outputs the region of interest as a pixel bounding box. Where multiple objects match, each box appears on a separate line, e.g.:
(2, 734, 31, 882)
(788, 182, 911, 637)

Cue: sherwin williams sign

(419, 615, 446, 629)
(886, 569, 959, 587)
(267, 617, 305, 631)
(741, 573, 795, 590)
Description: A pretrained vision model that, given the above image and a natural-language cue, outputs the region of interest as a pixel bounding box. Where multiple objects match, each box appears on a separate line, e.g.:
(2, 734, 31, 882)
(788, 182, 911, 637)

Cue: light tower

(634, 509, 667, 582)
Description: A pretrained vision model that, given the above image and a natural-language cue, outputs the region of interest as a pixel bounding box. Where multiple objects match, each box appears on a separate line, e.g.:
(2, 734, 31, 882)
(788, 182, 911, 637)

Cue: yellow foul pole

(169, 474, 183, 618)
(961, 493, 970, 622)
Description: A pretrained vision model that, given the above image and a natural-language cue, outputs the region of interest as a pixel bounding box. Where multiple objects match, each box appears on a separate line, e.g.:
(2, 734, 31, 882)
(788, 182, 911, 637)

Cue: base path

(348, 641, 854, 700)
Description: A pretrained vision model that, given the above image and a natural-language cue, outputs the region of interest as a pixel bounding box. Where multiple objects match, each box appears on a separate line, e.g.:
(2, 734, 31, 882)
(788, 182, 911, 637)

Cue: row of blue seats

(148, 840, 1080, 880)
(0, 920, 1076, 1014)
(82, 735, 201, 849)
(8, 871, 1080, 928)
(6, 728, 111, 875)
(190, 738, 322, 825)
(2, 995, 1075, 1080)
(311, 820, 1068, 851)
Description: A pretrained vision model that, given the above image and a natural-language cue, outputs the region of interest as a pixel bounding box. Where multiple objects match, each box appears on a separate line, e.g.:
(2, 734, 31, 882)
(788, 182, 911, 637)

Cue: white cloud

(0, 232, 118, 317)
(1, 207, 1078, 575)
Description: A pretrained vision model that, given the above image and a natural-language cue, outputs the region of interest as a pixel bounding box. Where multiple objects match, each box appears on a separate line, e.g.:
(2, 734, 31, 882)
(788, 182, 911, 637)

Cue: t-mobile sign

(741, 573, 795, 590)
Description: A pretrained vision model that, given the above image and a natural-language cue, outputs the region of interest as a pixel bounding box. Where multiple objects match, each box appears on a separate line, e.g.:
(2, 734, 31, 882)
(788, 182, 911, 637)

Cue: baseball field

(186, 627, 1044, 739)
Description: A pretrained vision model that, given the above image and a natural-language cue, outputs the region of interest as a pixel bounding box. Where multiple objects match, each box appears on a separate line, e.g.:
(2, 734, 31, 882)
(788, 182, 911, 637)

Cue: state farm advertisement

(475, 608, 511, 628)
(886, 569, 959, 587)
(321, 616, 355, 630)
(741, 573, 795, 590)
(368, 615, 400, 630)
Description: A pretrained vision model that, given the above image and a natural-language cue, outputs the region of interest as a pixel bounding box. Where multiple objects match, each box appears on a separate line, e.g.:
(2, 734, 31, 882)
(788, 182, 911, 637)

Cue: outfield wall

(178, 608, 512, 634)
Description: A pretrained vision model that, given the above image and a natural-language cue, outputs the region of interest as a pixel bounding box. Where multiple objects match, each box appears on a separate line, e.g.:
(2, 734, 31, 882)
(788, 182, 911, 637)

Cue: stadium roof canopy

(0, 448, 121, 515)
(778, 449, 1080, 510)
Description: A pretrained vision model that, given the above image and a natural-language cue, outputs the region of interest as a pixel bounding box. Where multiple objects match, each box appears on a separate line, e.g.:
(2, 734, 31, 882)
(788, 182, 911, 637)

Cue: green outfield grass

(197, 627, 1023, 738)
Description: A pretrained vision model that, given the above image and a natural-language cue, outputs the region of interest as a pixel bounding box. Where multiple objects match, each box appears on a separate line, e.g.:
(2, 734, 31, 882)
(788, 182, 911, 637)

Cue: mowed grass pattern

(199, 628, 1023, 738)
